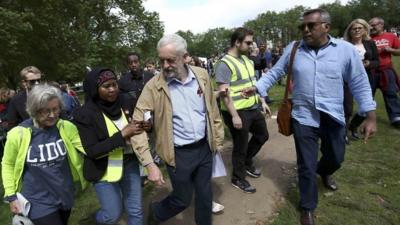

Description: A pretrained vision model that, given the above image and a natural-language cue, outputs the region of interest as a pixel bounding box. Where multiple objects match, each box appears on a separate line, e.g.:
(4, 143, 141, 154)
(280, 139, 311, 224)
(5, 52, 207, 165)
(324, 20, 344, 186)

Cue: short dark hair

(230, 27, 254, 47)
(126, 52, 140, 63)
(145, 59, 156, 65)
(302, 8, 331, 24)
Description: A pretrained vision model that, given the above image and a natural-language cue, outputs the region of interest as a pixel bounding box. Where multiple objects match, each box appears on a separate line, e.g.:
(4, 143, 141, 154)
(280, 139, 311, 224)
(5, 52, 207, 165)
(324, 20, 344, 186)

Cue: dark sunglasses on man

(25, 79, 41, 86)
(298, 22, 327, 31)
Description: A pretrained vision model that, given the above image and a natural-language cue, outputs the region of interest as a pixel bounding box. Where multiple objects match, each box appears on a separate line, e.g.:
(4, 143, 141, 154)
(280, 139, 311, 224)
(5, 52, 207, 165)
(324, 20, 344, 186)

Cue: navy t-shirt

(20, 119, 74, 219)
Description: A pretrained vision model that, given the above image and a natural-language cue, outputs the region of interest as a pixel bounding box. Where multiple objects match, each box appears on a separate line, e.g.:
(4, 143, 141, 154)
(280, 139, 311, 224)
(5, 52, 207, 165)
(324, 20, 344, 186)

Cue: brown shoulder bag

(277, 41, 300, 136)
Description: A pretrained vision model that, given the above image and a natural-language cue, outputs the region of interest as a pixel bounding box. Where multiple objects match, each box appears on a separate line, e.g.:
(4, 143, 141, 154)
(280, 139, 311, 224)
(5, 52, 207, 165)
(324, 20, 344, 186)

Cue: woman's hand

(121, 121, 144, 138)
(10, 200, 21, 214)
(141, 120, 152, 132)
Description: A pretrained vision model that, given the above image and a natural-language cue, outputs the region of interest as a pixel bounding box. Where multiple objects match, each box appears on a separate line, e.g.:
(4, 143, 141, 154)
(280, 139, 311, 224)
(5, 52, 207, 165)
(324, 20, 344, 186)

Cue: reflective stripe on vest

(100, 113, 127, 182)
(220, 54, 258, 110)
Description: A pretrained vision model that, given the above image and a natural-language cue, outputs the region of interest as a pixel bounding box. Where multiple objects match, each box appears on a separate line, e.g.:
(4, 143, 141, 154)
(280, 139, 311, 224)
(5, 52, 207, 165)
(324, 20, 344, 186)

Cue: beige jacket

(130, 66, 224, 167)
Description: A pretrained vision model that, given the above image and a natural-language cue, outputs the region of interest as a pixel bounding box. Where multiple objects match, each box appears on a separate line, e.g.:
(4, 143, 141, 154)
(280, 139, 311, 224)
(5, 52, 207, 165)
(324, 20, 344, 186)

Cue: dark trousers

(153, 141, 213, 225)
(222, 109, 269, 180)
(371, 69, 400, 123)
(343, 83, 353, 127)
(292, 112, 345, 211)
(31, 209, 71, 225)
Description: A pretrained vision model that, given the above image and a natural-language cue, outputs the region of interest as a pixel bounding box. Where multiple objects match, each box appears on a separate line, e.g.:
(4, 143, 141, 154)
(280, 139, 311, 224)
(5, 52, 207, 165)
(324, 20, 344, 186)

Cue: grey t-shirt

(215, 58, 246, 84)
(21, 119, 74, 219)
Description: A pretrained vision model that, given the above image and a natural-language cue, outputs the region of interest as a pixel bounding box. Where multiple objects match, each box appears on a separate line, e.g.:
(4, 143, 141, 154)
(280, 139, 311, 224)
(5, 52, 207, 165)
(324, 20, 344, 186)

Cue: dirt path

(143, 117, 297, 225)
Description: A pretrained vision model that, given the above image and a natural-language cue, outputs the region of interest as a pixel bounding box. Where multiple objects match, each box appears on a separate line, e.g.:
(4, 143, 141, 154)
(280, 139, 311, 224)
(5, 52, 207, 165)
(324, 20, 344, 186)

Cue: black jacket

(118, 70, 154, 115)
(362, 40, 380, 76)
(72, 100, 133, 182)
(6, 90, 29, 130)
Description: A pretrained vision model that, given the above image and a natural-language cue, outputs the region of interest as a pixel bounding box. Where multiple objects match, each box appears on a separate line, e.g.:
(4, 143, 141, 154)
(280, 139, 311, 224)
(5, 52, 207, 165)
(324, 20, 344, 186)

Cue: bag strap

(283, 41, 300, 101)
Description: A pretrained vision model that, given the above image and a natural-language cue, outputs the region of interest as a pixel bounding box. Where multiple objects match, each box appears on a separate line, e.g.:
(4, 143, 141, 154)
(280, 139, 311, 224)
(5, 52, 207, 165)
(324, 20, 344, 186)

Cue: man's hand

(383, 46, 395, 53)
(232, 115, 243, 129)
(360, 111, 377, 143)
(10, 200, 21, 214)
(146, 163, 165, 186)
(261, 101, 272, 118)
(240, 86, 257, 99)
(215, 88, 229, 98)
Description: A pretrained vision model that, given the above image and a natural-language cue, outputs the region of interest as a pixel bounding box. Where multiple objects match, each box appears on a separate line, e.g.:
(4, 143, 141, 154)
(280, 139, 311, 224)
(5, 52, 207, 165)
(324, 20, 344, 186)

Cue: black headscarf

(83, 68, 122, 120)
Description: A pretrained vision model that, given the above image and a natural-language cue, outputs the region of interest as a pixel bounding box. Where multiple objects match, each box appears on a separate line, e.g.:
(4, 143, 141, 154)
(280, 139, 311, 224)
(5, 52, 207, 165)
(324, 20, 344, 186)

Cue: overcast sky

(143, 0, 350, 34)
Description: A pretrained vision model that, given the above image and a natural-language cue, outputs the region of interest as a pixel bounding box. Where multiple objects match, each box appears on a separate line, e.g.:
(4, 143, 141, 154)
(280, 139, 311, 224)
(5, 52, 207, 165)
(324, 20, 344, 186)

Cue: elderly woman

(1, 84, 87, 225)
(343, 18, 379, 139)
(73, 68, 162, 225)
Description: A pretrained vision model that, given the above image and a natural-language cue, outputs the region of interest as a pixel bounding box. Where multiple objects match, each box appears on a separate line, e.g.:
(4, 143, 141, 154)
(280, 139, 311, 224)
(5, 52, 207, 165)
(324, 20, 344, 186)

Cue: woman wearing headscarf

(343, 19, 380, 140)
(2, 84, 87, 225)
(73, 68, 163, 225)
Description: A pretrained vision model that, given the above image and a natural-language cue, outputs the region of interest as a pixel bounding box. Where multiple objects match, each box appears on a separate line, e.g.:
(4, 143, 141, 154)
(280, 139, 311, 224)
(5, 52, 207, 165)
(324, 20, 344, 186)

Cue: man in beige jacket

(131, 34, 224, 225)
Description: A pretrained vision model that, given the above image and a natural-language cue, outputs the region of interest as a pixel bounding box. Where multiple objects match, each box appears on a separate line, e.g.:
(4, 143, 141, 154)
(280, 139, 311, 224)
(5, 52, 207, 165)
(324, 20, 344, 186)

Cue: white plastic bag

(212, 152, 226, 178)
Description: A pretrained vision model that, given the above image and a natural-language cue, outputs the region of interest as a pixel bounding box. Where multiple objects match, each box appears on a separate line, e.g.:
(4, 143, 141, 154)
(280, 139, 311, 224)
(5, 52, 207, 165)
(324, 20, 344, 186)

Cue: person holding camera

(72, 68, 163, 225)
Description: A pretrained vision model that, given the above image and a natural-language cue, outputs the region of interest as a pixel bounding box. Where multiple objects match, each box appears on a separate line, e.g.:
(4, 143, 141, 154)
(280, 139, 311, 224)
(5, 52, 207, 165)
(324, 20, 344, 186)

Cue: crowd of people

(1, 7, 399, 225)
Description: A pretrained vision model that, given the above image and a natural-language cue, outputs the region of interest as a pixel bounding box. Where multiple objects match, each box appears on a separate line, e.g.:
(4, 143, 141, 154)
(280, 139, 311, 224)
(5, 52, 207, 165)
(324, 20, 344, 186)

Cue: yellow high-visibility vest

(100, 113, 128, 182)
(220, 54, 258, 110)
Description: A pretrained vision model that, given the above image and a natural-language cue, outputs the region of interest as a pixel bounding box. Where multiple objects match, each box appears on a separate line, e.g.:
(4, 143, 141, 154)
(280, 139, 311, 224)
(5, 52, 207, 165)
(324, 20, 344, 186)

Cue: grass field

(1, 58, 399, 225)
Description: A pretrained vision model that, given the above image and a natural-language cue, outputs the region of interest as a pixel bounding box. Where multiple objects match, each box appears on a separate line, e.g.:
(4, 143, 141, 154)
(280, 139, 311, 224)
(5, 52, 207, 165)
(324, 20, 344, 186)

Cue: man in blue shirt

(243, 9, 376, 225)
(132, 34, 224, 225)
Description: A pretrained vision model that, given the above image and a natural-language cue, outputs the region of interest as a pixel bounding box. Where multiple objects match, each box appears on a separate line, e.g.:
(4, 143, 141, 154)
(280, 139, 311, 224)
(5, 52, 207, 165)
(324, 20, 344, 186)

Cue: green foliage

(176, 27, 232, 57)
(0, 0, 164, 88)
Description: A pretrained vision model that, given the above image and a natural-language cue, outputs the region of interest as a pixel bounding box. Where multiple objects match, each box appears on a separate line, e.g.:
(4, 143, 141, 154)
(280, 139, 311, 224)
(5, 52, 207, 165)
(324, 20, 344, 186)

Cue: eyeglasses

(244, 41, 253, 46)
(38, 107, 61, 117)
(369, 23, 380, 27)
(298, 22, 326, 31)
(25, 79, 41, 86)
(351, 26, 364, 32)
(159, 57, 177, 66)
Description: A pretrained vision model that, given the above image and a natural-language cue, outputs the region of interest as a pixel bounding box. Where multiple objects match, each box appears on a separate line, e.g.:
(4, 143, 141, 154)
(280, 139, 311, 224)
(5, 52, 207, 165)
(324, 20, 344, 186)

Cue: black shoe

(231, 178, 256, 193)
(392, 120, 400, 128)
(350, 129, 361, 140)
(246, 166, 261, 178)
(300, 210, 315, 225)
(345, 136, 350, 145)
(147, 203, 160, 225)
(321, 175, 338, 191)
(79, 212, 97, 225)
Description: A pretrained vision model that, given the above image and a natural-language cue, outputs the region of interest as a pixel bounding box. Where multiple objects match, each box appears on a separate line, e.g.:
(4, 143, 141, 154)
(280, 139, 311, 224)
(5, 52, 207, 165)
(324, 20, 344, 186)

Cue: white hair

(26, 84, 64, 119)
(157, 34, 188, 56)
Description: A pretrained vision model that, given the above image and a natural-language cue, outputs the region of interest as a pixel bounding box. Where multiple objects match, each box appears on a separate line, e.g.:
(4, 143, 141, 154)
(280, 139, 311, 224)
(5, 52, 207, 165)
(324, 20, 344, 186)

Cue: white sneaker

(212, 201, 224, 214)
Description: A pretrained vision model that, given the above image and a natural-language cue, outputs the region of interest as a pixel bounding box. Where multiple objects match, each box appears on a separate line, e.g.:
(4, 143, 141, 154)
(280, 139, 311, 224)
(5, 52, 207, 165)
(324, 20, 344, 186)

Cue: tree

(0, 0, 164, 88)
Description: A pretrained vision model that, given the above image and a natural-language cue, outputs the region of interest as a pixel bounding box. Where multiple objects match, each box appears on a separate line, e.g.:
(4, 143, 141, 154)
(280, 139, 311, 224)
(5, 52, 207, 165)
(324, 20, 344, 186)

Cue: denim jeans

(292, 112, 345, 211)
(371, 68, 400, 123)
(94, 157, 143, 225)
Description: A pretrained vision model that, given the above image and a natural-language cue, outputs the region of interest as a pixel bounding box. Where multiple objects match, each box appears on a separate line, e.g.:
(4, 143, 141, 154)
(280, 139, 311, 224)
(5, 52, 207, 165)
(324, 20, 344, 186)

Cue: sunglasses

(25, 79, 41, 86)
(244, 41, 253, 46)
(298, 22, 326, 31)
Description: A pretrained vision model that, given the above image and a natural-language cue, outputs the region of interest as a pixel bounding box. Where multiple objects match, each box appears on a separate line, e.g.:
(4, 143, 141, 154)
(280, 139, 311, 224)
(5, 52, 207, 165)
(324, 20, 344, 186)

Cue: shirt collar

(300, 35, 337, 49)
(166, 66, 196, 85)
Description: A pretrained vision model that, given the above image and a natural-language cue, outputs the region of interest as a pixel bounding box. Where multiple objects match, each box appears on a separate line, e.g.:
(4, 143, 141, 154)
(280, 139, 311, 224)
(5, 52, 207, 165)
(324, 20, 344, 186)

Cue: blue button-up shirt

(167, 69, 206, 146)
(255, 37, 376, 127)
